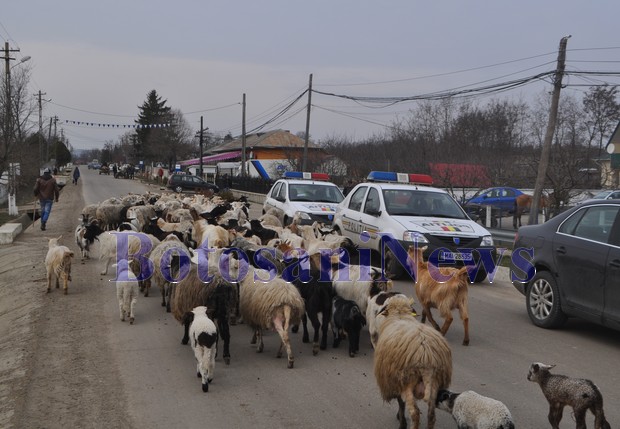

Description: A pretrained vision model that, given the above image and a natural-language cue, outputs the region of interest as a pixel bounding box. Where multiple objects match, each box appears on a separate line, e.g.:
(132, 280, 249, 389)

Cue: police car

(331, 171, 496, 281)
(263, 172, 345, 225)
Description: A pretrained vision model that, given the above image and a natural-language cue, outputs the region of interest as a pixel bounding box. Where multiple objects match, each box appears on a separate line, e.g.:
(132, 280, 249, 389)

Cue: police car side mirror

(275, 196, 285, 202)
(367, 208, 382, 217)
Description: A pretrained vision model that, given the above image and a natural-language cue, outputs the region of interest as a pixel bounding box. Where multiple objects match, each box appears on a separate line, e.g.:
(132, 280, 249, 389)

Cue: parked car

(588, 189, 620, 201)
(167, 172, 219, 194)
(463, 186, 524, 227)
(263, 172, 344, 225)
(511, 199, 620, 331)
(331, 171, 495, 281)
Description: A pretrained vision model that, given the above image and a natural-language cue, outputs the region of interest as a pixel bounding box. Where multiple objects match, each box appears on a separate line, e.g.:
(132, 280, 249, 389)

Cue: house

(601, 121, 620, 188)
(180, 129, 329, 179)
(428, 163, 491, 188)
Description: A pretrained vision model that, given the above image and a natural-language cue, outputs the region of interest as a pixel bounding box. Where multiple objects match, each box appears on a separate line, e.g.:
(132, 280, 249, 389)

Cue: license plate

(440, 251, 473, 261)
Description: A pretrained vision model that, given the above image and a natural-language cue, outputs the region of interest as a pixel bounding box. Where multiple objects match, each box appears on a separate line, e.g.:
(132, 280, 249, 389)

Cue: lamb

(171, 254, 236, 365)
(45, 236, 74, 295)
(332, 296, 366, 357)
(373, 295, 452, 429)
(115, 259, 139, 324)
(182, 306, 218, 392)
(407, 245, 471, 346)
(291, 268, 334, 355)
(436, 389, 514, 429)
(366, 290, 411, 349)
(527, 362, 611, 429)
(235, 259, 305, 368)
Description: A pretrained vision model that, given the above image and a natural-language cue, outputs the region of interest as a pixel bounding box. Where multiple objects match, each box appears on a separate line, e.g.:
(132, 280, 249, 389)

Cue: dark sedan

(511, 200, 620, 331)
(166, 173, 219, 194)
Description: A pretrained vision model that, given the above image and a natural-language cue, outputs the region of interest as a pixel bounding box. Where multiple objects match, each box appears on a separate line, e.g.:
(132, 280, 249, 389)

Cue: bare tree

(582, 84, 620, 158)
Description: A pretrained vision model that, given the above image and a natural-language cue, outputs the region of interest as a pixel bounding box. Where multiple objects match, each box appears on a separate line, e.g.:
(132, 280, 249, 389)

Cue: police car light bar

(367, 171, 433, 185)
(283, 171, 330, 181)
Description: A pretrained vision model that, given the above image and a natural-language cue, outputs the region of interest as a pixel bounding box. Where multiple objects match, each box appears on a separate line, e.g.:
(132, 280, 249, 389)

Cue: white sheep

(235, 259, 305, 368)
(527, 362, 611, 429)
(374, 295, 452, 429)
(436, 389, 514, 429)
(98, 231, 160, 276)
(333, 263, 393, 315)
(182, 306, 218, 392)
(45, 236, 74, 295)
(366, 290, 411, 349)
(149, 234, 190, 311)
(115, 259, 139, 324)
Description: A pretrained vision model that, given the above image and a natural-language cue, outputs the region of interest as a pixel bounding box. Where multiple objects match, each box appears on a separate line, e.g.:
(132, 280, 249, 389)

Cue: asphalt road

(80, 168, 620, 428)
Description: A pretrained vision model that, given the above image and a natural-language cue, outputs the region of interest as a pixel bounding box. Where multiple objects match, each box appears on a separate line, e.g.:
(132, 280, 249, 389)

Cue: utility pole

(53, 115, 59, 165)
(35, 90, 46, 168)
(199, 116, 204, 179)
(302, 73, 312, 171)
(3, 42, 21, 215)
(528, 35, 571, 225)
(47, 117, 52, 161)
(241, 93, 247, 176)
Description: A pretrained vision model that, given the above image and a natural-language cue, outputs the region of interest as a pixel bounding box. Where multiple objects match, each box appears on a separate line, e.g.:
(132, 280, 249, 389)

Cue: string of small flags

(64, 120, 171, 129)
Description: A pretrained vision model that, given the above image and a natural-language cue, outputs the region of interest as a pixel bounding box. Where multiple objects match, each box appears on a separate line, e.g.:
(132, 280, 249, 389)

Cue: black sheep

(332, 296, 366, 357)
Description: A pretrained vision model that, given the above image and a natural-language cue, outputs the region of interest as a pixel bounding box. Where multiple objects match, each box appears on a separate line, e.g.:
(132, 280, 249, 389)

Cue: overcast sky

(3, 1, 619, 151)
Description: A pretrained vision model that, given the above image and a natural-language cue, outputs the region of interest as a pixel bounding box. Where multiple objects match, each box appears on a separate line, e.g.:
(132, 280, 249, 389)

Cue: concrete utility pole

(199, 116, 204, 179)
(302, 73, 312, 171)
(35, 90, 47, 168)
(528, 36, 571, 225)
(241, 93, 247, 177)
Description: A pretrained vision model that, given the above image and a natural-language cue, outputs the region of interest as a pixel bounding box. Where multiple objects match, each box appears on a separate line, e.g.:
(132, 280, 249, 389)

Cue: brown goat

(407, 245, 470, 346)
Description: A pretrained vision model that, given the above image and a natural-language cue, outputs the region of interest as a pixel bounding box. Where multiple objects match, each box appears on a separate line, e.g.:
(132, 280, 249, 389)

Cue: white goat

(115, 259, 139, 324)
(45, 236, 74, 294)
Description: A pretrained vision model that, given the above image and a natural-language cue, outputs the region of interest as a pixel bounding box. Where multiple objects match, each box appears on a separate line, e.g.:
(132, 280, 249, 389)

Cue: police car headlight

(295, 211, 311, 220)
(403, 231, 429, 244)
(481, 235, 494, 246)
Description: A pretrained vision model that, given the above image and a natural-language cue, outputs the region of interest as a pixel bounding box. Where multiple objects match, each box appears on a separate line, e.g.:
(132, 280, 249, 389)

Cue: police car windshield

(382, 189, 467, 219)
(289, 183, 344, 203)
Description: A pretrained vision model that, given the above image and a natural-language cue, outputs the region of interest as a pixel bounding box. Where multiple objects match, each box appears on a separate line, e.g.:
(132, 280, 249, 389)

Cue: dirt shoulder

(0, 178, 133, 428)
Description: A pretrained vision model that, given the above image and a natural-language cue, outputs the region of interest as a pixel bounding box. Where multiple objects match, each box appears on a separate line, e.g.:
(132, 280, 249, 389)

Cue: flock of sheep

(41, 190, 612, 429)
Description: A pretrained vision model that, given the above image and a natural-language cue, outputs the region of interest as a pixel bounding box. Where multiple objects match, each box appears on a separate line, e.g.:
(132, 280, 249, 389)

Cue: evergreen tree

(135, 90, 172, 162)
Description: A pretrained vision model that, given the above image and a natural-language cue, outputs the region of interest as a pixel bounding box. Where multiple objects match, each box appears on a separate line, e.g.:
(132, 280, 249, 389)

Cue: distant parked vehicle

(463, 186, 524, 227)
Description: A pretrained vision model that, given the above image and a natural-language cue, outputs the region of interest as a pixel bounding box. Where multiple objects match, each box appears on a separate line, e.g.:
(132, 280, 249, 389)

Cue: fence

(215, 175, 274, 195)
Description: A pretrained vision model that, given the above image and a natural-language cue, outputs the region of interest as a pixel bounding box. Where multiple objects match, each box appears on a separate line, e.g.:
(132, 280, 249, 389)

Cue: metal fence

(215, 176, 274, 194)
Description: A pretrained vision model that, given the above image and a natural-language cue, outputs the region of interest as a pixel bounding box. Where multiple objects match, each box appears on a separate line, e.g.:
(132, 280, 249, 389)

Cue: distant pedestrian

(34, 167, 60, 231)
(72, 166, 80, 185)
(157, 167, 163, 183)
(53, 166, 58, 175)
(112, 164, 118, 178)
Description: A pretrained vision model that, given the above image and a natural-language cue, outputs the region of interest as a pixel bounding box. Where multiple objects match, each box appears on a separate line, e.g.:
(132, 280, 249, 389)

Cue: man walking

(34, 168, 60, 231)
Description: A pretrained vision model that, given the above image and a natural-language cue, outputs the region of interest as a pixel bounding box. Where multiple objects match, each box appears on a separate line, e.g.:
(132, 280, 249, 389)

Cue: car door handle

(609, 259, 620, 268)
(555, 246, 566, 255)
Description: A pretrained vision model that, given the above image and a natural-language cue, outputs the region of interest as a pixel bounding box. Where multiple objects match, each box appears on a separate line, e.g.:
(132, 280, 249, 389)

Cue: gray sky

(3, 0, 620, 151)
